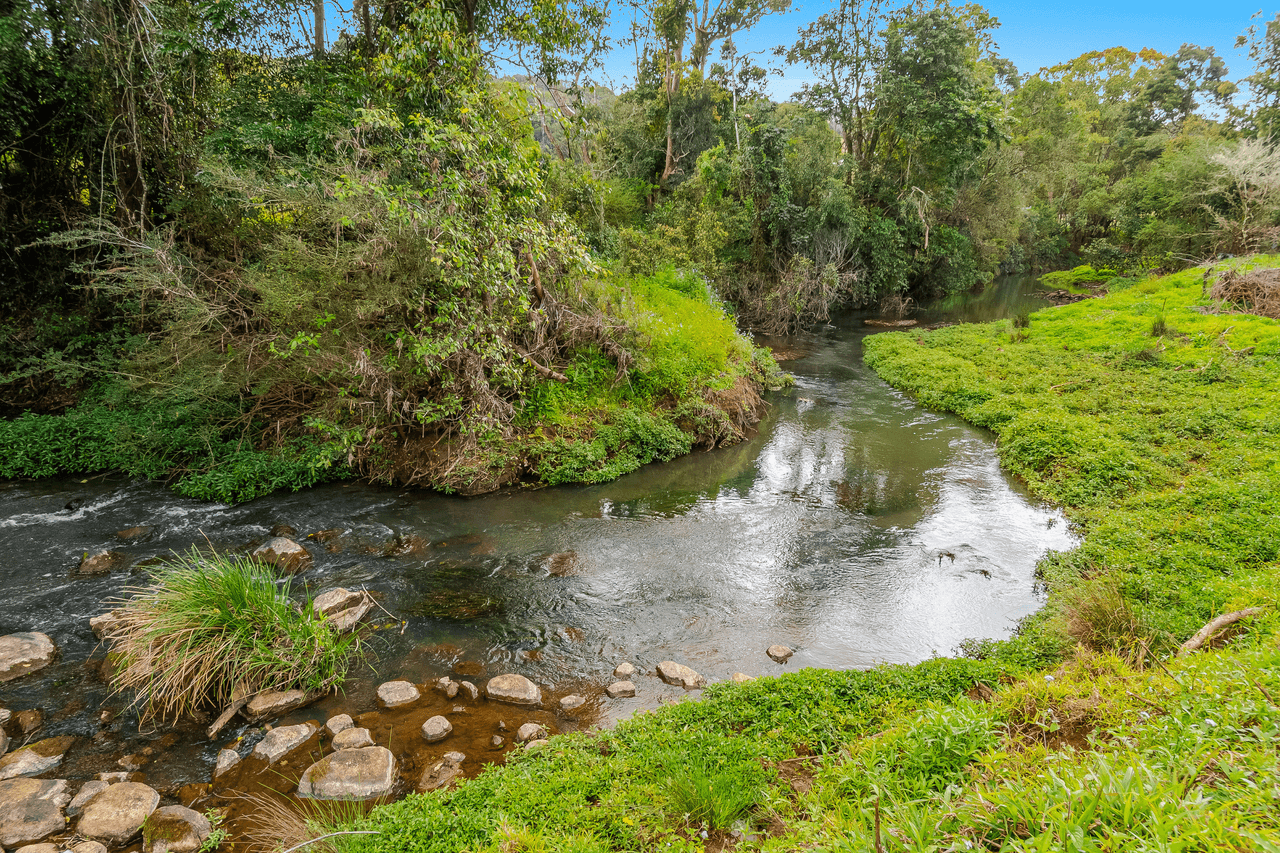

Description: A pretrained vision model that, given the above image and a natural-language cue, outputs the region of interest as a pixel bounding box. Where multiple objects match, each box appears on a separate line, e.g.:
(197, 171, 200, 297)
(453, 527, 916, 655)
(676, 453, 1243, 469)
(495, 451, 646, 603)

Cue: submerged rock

(656, 661, 705, 689)
(605, 681, 636, 698)
(560, 694, 586, 711)
(485, 673, 542, 706)
(213, 749, 240, 779)
(251, 537, 312, 574)
(143, 805, 211, 853)
(13, 708, 42, 735)
(116, 526, 154, 541)
(252, 723, 316, 764)
(70, 841, 108, 853)
(766, 644, 794, 663)
(417, 751, 465, 793)
(76, 781, 160, 847)
(0, 736, 75, 780)
(297, 746, 397, 800)
(76, 549, 128, 576)
(376, 680, 420, 708)
(0, 633, 57, 683)
(420, 716, 453, 743)
(0, 778, 70, 848)
(458, 680, 479, 701)
(332, 727, 374, 750)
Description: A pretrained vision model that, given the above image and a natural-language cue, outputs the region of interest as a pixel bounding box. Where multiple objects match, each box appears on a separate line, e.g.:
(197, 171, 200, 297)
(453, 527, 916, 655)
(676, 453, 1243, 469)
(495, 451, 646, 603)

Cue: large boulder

(251, 537, 312, 574)
(656, 661, 705, 689)
(76, 781, 159, 847)
(252, 723, 317, 764)
(143, 805, 212, 853)
(485, 674, 542, 706)
(0, 736, 75, 781)
(0, 633, 57, 683)
(0, 778, 70, 848)
(297, 746, 397, 800)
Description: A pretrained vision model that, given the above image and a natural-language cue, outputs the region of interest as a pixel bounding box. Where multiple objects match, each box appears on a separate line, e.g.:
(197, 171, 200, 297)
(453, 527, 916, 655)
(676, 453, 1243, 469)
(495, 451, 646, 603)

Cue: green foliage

(663, 754, 765, 828)
(105, 549, 361, 721)
(866, 258, 1280, 647)
(1039, 264, 1119, 289)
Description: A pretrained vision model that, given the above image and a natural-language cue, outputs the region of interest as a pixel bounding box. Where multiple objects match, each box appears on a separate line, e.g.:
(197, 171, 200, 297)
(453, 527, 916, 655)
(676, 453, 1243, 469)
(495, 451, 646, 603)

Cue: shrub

(104, 550, 360, 721)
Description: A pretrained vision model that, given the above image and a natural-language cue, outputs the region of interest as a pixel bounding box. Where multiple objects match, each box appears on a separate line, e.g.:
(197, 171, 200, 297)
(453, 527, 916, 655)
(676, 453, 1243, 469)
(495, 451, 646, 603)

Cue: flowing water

(0, 274, 1076, 794)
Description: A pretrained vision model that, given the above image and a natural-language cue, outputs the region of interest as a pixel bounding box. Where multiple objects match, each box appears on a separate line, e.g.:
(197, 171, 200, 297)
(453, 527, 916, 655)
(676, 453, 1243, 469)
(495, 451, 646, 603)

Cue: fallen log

(1177, 607, 1265, 657)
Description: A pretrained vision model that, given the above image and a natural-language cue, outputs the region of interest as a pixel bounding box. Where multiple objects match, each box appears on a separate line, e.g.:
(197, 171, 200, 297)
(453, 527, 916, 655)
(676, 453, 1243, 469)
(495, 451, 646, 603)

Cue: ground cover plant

(104, 550, 360, 721)
(261, 259, 1280, 853)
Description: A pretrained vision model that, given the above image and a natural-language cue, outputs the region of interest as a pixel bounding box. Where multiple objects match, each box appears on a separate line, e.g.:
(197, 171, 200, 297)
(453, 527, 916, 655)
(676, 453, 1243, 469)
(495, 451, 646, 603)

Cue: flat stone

(605, 681, 635, 698)
(416, 760, 461, 792)
(325, 714, 354, 736)
(297, 746, 396, 800)
(0, 633, 57, 683)
(516, 722, 547, 742)
(68, 780, 109, 816)
(559, 694, 586, 710)
(77, 550, 127, 576)
(656, 661, 705, 689)
(142, 805, 211, 853)
(731, 672, 755, 684)
(485, 673, 542, 706)
(313, 588, 364, 617)
(332, 728, 374, 750)
(766, 644, 794, 663)
(252, 723, 316, 764)
(242, 689, 318, 723)
(0, 778, 70, 848)
(70, 842, 108, 853)
(15, 843, 60, 853)
(376, 680, 420, 709)
(327, 600, 374, 633)
(251, 537, 312, 574)
(213, 749, 240, 779)
(613, 662, 636, 678)
(523, 738, 548, 749)
(458, 681, 479, 701)
(76, 781, 159, 847)
(89, 610, 126, 641)
(420, 716, 452, 743)
(442, 751, 465, 764)
(0, 737, 75, 780)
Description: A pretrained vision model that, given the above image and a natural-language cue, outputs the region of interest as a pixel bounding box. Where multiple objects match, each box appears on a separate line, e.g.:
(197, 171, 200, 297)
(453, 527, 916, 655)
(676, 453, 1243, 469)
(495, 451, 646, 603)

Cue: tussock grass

(105, 550, 359, 722)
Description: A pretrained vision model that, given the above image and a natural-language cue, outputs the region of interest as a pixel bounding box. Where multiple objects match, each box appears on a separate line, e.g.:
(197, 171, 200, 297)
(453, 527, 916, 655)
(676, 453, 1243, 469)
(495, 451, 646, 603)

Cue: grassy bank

(0, 268, 781, 503)
(291, 260, 1280, 852)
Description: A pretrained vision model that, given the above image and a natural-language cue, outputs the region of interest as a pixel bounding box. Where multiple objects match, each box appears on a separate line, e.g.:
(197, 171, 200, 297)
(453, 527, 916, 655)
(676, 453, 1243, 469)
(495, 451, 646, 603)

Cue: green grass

(320, 258, 1280, 853)
(104, 550, 360, 721)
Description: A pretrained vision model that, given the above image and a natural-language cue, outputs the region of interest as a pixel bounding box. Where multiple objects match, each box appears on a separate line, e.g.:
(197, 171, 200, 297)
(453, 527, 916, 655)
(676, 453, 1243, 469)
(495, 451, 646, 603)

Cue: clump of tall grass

(104, 550, 360, 722)
(664, 755, 763, 829)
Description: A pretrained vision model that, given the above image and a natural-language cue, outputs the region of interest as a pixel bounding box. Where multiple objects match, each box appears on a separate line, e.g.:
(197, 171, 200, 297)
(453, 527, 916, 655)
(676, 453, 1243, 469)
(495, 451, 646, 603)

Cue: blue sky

(590, 0, 1273, 99)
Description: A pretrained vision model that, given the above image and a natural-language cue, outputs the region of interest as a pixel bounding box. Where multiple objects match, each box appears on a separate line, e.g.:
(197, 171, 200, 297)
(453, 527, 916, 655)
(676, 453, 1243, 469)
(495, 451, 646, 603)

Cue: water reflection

(0, 274, 1075, 762)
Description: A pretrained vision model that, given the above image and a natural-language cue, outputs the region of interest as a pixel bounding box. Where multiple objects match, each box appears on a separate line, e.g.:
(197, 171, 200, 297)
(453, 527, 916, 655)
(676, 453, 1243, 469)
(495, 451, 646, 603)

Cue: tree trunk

(313, 0, 324, 57)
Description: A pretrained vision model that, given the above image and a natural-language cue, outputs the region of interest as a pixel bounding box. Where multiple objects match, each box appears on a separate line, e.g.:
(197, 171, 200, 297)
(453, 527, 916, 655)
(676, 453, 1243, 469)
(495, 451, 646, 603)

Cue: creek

(0, 274, 1076, 805)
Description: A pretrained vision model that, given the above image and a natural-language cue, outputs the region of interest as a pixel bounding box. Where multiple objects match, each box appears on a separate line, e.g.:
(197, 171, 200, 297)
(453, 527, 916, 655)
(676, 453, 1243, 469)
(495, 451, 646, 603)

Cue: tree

(1237, 12, 1280, 138)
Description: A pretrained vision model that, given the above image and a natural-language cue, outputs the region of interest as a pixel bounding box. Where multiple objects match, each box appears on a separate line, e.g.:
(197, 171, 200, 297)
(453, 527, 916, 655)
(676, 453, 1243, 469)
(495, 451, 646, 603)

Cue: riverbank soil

(301, 259, 1280, 852)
